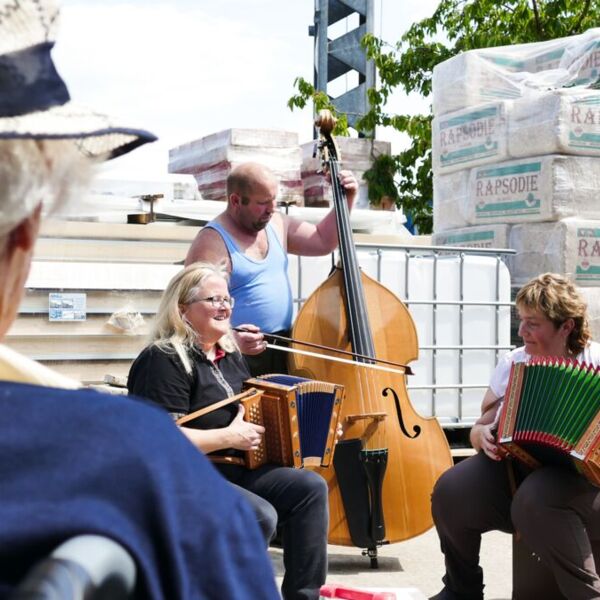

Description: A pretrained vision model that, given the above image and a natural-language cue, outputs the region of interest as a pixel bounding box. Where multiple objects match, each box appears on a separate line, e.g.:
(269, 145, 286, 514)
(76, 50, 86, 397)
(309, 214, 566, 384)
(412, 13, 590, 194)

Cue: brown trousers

(431, 451, 600, 599)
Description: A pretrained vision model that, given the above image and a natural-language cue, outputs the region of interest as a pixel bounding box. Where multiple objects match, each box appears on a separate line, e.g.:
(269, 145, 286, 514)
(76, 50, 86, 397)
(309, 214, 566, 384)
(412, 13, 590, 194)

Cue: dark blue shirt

(0, 381, 279, 600)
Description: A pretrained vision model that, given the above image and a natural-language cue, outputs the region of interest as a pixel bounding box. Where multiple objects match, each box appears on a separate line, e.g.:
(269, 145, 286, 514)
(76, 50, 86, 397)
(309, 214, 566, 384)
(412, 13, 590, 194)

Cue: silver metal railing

(289, 243, 516, 426)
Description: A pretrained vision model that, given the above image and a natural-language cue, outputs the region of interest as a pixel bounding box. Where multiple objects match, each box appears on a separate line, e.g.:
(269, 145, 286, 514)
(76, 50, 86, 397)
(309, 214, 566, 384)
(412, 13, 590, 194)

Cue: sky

(55, 0, 440, 179)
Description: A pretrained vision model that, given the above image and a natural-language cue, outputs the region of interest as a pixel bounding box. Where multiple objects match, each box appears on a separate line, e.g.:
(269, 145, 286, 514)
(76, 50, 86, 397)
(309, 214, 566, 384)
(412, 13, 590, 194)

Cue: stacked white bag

(300, 137, 391, 208)
(168, 128, 304, 206)
(431, 28, 600, 305)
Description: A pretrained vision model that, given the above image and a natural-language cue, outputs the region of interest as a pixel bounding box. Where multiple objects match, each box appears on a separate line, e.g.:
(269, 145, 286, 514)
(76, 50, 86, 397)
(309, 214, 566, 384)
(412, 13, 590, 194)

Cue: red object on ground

(319, 584, 397, 600)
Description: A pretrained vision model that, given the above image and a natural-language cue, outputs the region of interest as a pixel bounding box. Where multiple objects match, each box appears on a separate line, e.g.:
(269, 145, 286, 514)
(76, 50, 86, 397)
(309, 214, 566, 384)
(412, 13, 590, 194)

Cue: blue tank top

(206, 222, 293, 332)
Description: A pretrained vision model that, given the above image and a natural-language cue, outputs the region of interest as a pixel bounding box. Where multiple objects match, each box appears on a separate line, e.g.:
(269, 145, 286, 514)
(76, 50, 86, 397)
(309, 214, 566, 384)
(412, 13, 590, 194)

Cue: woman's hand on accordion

(227, 404, 265, 451)
(470, 389, 503, 461)
(470, 423, 501, 461)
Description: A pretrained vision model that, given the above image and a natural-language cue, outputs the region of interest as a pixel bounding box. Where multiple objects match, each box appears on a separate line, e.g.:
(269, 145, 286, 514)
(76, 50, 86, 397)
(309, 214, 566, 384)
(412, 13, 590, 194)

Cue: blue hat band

(0, 41, 70, 117)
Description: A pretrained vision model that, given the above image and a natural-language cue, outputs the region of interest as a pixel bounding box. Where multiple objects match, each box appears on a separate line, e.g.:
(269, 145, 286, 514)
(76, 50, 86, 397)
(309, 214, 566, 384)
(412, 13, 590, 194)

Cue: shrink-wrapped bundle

(509, 218, 600, 286)
(432, 51, 525, 117)
(509, 89, 600, 158)
(432, 28, 600, 116)
(431, 102, 510, 174)
(301, 137, 391, 208)
(433, 170, 469, 231)
(468, 155, 600, 224)
(579, 286, 600, 341)
(168, 128, 303, 205)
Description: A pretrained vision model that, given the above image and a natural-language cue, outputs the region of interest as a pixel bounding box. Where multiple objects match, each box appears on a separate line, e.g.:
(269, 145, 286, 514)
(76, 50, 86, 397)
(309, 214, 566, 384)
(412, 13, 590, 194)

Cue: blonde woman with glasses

(128, 261, 329, 600)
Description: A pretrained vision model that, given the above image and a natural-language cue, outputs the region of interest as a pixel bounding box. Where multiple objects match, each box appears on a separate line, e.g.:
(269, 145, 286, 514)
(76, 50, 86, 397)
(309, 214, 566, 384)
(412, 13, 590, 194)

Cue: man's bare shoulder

(271, 211, 288, 249)
(185, 224, 229, 267)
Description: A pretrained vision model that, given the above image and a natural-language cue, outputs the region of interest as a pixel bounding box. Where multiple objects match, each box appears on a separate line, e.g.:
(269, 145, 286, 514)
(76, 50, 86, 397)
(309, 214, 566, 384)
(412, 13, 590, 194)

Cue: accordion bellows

(497, 358, 600, 486)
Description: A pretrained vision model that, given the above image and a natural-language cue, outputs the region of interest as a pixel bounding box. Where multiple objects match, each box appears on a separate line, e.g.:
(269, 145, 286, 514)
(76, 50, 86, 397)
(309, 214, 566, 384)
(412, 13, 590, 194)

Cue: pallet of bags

(509, 218, 600, 286)
(301, 137, 391, 208)
(168, 128, 303, 205)
(431, 101, 510, 175)
(431, 27, 600, 286)
(509, 89, 600, 158)
(432, 27, 600, 116)
(434, 154, 600, 230)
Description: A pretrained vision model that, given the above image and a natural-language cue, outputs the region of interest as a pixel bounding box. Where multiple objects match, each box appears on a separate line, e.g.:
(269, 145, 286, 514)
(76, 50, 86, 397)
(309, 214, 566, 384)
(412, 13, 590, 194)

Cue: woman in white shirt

(430, 273, 600, 600)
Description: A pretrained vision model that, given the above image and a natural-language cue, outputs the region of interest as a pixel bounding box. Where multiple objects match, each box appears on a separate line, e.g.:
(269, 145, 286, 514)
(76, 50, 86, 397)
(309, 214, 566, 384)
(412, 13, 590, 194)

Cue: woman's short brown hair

(515, 272, 591, 355)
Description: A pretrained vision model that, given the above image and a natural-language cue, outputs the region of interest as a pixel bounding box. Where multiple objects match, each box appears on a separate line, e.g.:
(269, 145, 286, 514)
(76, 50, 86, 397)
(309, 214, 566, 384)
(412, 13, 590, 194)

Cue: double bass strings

(326, 140, 381, 447)
(313, 110, 385, 450)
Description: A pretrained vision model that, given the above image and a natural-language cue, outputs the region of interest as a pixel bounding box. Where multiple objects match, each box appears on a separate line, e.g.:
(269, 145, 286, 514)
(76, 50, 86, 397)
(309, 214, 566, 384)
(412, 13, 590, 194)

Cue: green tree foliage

(290, 0, 600, 233)
(288, 77, 350, 136)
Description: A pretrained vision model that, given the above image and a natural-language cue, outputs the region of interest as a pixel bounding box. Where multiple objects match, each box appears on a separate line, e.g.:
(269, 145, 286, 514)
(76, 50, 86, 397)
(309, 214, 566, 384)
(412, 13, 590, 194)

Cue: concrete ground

(271, 527, 512, 599)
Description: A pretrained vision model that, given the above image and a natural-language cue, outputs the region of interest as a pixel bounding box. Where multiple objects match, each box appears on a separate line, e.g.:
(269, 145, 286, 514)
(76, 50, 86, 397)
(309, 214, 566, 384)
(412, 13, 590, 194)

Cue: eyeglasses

(188, 295, 235, 308)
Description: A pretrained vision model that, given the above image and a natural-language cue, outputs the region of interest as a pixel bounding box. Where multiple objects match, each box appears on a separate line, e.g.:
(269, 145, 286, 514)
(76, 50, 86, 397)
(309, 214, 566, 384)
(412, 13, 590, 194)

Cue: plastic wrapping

(106, 306, 145, 333)
(168, 128, 303, 204)
(469, 154, 600, 224)
(578, 287, 600, 342)
(509, 89, 600, 158)
(509, 217, 600, 286)
(434, 154, 600, 231)
(433, 170, 469, 231)
(433, 28, 600, 116)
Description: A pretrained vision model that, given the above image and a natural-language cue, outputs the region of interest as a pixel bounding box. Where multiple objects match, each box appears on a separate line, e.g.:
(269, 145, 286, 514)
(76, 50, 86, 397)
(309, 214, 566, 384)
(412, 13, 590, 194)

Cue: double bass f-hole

(382, 387, 422, 439)
(346, 386, 423, 442)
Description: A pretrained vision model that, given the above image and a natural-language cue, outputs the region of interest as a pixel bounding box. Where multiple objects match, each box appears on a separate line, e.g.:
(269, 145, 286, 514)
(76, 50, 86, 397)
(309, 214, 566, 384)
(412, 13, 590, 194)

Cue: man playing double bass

(184, 161, 358, 375)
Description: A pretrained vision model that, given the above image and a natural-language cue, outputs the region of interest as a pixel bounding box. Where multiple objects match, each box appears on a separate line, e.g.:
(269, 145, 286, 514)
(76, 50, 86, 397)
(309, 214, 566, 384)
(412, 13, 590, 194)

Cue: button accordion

(240, 374, 344, 469)
(178, 374, 344, 470)
(496, 357, 600, 486)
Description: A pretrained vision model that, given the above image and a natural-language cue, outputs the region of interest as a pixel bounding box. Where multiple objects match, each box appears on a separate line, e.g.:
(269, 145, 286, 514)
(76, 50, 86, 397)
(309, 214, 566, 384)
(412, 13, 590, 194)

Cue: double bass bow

(288, 110, 453, 564)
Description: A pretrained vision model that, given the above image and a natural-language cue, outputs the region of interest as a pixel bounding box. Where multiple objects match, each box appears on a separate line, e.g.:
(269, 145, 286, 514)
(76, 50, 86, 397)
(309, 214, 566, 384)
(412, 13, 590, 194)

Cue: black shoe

(429, 590, 454, 600)
(429, 589, 483, 600)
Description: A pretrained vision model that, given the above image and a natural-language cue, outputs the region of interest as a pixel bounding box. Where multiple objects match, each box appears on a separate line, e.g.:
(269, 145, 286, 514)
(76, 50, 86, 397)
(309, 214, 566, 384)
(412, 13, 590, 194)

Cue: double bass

(289, 111, 453, 563)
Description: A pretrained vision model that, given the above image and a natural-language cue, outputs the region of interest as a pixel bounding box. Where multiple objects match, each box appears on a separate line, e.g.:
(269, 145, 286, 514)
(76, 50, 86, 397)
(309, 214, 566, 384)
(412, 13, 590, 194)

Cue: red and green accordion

(496, 357, 600, 486)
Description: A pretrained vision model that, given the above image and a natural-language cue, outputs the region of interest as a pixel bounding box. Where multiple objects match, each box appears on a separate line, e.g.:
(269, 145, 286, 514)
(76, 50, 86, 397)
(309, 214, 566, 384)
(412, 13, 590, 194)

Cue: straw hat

(0, 0, 156, 159)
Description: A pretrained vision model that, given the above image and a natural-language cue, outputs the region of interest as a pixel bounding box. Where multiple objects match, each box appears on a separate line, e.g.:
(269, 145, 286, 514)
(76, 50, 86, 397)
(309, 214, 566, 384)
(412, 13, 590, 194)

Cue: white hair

(0, 139, 92, 243)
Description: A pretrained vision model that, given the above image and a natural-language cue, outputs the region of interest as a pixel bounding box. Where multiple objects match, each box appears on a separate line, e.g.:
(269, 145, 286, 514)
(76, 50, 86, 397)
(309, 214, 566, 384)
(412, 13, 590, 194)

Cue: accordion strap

(176, 387, 262, 426)
(506, 458, 518, 497)
(505, 458, 523, 541)
(207, 455, 245, 466)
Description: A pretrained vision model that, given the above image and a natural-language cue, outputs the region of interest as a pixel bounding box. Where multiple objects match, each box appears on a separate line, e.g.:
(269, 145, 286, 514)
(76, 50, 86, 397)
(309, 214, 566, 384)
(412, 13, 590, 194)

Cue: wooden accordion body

(240, 374, 344, 470)
(497, 358, 600, 486)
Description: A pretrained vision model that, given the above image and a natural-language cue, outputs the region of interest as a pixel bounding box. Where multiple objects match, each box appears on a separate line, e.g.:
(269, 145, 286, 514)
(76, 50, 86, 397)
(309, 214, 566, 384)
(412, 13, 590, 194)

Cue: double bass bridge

(345, 412, 387, 423)
(345, 412, 387, 443)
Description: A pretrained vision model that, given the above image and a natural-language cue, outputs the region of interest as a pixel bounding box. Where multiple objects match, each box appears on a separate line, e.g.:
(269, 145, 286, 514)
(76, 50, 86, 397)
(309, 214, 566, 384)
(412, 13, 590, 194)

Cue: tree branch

(531, 0, 544, 39)
(569, 0, 591, 35)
